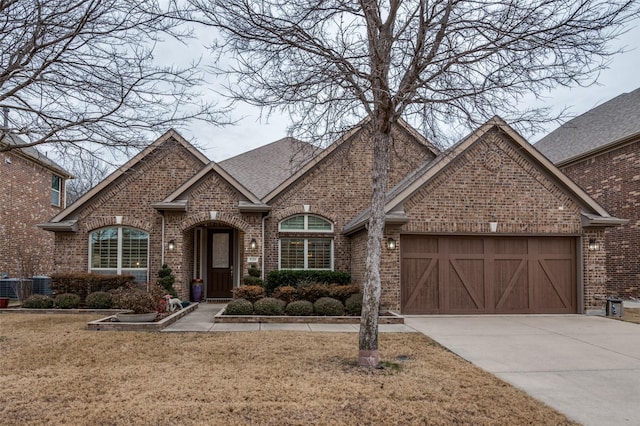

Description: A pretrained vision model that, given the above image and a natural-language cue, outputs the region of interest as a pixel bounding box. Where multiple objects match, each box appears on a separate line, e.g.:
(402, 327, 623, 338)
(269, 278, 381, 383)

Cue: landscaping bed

(87, 302, 198, 331)
(215, 308, 404, 324)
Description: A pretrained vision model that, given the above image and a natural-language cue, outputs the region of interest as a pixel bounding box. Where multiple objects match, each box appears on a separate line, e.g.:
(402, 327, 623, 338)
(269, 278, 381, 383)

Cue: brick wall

(561, 139, 640, 299)
(265, 123, 435, 278)
(0, 151, 65, 277)
(53, 138, 205, 297)
(375, 130, 603, 312)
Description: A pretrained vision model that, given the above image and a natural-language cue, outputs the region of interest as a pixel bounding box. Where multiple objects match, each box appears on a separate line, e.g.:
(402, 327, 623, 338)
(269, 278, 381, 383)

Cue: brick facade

(0, 150, 66, 277)
(264, 123, 435, 278)
(560, 139, 640, 299)
(46, 121, 613, 313)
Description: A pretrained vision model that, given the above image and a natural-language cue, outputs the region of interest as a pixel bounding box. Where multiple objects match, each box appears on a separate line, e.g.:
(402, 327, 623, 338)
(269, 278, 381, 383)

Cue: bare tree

(0, 0, 226, 156)
(61, 150, 111, 205)
(189, 0, 638, 366)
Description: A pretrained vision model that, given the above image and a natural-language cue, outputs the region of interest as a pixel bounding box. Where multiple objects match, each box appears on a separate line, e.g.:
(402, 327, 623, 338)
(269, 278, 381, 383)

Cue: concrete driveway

(404, 315, 640, 426)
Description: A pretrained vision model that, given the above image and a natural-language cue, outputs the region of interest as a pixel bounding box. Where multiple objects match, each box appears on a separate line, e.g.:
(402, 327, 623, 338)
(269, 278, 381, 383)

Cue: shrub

(297, 283, 331, 303)
(247, 264, 261, 278)
(314, 297, 344, 316)
(265, 270, 351, 293)
(272, 285, 297, 303)
(54, 293, 81, 309)
(254, 297, 286, 315)
(242, 276, 265, 286)
(50, 273, 134, 301)
(328, 284, 361, 303)
(111, 284, 161, 314)
(86, 291, 113, 309)
(285, 300, 314, 316)
(233, 285, 265, 302)
(22, 294, 54, 309)
(224, 298, 253, 315)
(345, 293, 363, 315)
(157, 264, 177, 297)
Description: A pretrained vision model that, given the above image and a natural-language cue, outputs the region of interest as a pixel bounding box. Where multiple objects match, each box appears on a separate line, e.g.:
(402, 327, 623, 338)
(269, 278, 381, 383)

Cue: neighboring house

(536, 88, 640, 300)
(41, 117, 623, 314)
(0, 134, 72, 277)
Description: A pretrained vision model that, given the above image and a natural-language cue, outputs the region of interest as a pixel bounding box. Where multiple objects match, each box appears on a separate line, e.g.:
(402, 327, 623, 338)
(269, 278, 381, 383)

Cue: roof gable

(47, 129, 209, 223)
(344, 117, 622, 234)
(263, 118, 440, 203)
(535, 87, 640, 165)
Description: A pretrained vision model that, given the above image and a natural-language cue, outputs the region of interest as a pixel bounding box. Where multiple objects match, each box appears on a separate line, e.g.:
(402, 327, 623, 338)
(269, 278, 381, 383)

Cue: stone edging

(87, 303, 199, 331)
(0, 307, 130, 315)
(214, 308, 404, 324)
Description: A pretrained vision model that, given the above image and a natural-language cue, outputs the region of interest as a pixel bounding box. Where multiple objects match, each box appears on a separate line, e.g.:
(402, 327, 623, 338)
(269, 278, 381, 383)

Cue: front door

(207, 229, 234, 298)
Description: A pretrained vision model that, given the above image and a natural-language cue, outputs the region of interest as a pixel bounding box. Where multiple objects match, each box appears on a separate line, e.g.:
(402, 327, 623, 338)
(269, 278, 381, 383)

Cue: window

(279, 215, 333, 270)
(90, 227, 149, 282)
(51, 175, 61, 206)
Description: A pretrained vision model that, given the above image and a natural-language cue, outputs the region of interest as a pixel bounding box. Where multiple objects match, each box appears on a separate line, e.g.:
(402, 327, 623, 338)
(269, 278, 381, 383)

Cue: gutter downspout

(261, 212, 271, 280)
(161, 212, 166, 265)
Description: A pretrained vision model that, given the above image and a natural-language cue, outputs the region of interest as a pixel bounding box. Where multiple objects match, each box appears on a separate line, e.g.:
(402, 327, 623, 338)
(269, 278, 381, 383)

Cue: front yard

(0, 314, 575, 425)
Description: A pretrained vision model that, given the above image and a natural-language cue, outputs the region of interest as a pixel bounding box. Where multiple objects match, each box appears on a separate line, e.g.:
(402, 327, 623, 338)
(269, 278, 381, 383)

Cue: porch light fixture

(250, 238, 257, 250)
(588, 238, 600, 251)
(168, 239, 176, 251)
(386, 237, 396, 250)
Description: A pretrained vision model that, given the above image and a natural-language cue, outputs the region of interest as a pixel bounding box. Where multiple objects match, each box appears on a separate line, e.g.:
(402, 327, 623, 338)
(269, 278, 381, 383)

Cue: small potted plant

(111, 283, 164, 322)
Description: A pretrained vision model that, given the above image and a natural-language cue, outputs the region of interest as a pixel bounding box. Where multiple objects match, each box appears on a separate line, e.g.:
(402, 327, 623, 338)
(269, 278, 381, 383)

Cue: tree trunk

(358, 125, 390, 367)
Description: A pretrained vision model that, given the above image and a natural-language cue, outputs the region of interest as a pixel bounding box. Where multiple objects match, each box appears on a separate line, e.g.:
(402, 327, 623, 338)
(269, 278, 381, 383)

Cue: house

(1, 134, 72, 277)
(536, 88, 640, 300)
(40, 117, 624, 314)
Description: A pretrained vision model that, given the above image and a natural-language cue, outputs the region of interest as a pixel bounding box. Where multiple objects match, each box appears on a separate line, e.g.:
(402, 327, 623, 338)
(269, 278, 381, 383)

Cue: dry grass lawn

(0, 314, 576, 425)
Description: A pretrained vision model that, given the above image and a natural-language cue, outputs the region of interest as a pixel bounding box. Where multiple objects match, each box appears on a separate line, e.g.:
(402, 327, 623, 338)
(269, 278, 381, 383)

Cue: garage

(400, 235, 577, 314)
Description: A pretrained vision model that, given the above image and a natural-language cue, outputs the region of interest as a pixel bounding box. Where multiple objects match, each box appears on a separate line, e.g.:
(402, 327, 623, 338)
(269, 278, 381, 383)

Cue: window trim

(278, 213, 335, 271)
(278, 214, 333, 233)
(51, 175, 61, 207)
(89, 226, 149, 282)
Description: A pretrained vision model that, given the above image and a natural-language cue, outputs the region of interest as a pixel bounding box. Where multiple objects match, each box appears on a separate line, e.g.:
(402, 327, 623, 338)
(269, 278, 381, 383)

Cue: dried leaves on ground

(0, 314, 576, 425)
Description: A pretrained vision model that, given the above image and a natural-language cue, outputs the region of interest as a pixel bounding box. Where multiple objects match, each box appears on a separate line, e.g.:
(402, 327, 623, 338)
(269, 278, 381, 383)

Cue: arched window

(90, 227, 149, 282)
(278, 215, 333, 270)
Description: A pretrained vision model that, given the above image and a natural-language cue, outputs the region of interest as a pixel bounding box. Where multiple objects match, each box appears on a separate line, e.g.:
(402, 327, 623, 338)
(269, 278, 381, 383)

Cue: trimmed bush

(54, 293, 81, 309)
(247, 265, 261, 278)
(313, 297, 344, 316)
(345, 293, 363, 315)
(265, 270, 351, 293)
(224, 298, 253, 315)
(297, 283, 331, 303)
(242, 276, 265, 286)
(233, 285, 265, 303)
(272, 286, 297, 303)
(254, 297, 286, 315)
(328, 284, 361, 303)
(22, 294, 54, 309)
(50, 273, 134, 301)
(285, 300, 314, 316)
(157, 264, 177, 298)
(86, 291, 113, 309)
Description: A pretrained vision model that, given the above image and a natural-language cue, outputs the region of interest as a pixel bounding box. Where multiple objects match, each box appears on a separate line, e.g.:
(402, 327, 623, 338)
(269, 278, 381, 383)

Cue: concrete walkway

(161, 303, 416, 333)
(404, 313, 640, 426)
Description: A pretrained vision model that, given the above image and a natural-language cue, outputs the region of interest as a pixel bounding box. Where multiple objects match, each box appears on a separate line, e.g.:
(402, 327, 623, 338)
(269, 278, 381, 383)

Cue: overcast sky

(175, 20, 640, 163)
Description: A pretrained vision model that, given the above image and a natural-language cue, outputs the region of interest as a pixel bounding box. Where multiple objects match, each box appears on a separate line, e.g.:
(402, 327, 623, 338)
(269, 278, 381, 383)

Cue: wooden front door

(207, 229, 234, 298)
(401, 235, 577, 314)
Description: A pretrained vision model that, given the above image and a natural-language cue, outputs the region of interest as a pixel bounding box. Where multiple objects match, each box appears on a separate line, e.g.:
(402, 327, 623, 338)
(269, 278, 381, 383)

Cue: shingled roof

(1, 133, 72, 178)
(219, 137, 321, 198)
(535, 87, 640, 165)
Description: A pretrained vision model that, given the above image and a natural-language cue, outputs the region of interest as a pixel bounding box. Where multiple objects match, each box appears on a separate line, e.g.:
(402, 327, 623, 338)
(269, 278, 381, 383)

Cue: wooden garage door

(400, 235, 577, 314)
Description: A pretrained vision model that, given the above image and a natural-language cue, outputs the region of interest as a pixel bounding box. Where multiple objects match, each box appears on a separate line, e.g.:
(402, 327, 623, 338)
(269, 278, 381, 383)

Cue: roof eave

(342, 211, 409, 236)
(151, 201, 188, 212)
(556, 131, 640, 167)
(581, 213, 629, 228)
(238, 202, 272, 213)
(37, 220, 78, 232)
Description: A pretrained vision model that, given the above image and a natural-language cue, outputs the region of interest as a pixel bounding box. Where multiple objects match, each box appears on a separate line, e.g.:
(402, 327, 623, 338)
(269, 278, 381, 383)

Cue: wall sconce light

(168, 240, 176, 251)
(386, 237, 396, 250)
(588, 238, 600, 251)
(250, 238, 257, 250)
